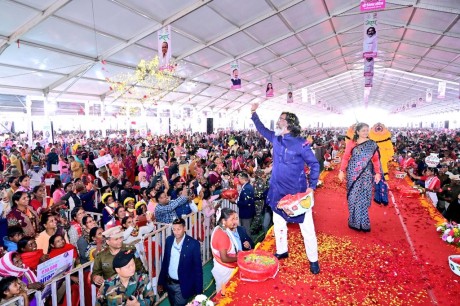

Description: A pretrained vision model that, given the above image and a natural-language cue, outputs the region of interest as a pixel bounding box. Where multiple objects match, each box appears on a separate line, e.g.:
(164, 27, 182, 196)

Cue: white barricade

(20, 212, 214, 306)
(24, 261, 93, 306)
(220, 199, 239, 213)
(2, 295, 25, 306)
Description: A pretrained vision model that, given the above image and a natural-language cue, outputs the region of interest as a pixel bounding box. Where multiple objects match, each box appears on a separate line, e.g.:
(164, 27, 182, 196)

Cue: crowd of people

(0, 115, 458, 305)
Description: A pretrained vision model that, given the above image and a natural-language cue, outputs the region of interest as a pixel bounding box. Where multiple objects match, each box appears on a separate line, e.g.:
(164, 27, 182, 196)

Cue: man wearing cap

(158, 218, 203, 306)
(96, 249, 154, 306)
(92, 226, 145, 286)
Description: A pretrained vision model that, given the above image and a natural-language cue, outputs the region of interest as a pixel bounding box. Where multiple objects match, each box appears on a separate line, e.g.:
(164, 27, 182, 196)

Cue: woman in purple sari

(338, 123, 381, 232)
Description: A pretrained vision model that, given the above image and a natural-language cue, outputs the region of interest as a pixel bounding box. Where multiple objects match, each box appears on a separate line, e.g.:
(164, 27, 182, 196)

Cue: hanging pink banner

(360, 0, 386, 12)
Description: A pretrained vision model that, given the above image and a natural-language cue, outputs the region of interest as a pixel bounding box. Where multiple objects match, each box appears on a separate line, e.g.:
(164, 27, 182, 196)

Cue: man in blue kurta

(250, 103, 321, 274)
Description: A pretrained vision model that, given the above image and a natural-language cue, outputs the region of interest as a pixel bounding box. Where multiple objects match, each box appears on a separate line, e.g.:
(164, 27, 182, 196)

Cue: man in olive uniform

(92, 226, 145, 286)
(96, 249, 154, 306)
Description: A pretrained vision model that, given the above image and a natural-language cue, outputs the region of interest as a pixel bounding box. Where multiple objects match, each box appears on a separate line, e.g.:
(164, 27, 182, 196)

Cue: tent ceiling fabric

(0, 0, 459, 117)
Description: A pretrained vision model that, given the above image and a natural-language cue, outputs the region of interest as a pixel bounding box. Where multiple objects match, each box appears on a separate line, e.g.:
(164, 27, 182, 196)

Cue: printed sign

(360, 0, 386, 12)
(37, 250, 74, 299)
(426, 88, 432, 102)
(230, 61, 241, 89)
(363, 13, 378, 58)
(158, 25, 172, 70)
(364, 57, 374, 76)
(437, 81, 446, 99)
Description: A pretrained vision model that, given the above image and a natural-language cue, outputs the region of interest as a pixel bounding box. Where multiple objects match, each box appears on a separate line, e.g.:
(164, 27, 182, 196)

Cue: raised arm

(250, 104, 274, 142)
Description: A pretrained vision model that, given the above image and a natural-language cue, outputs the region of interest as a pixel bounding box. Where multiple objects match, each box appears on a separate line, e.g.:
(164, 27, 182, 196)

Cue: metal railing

(2, 295, 25, 306)
(4, 209, 218, 306)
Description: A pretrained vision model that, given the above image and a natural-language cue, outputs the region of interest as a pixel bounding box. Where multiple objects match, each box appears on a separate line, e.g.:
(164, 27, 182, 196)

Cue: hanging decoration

(437, 81, 446, 99)
(158, 25, 172, 70)
(310, 92, 316, 105)
(230, 61, 241, 89)
(106, 56, 179, 105)
(426, 88, 432, 102)
(265, 76, 274, 98)
(363, 13, 378, 58)
(301, 88, 308, 103)
(364, 76, 373, 87)
(364, 57, 374, 76)
(287, 84, 294, 103)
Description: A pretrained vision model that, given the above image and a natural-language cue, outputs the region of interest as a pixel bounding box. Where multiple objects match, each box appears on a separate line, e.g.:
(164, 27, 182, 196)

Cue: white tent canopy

(0, 0, 459, 121)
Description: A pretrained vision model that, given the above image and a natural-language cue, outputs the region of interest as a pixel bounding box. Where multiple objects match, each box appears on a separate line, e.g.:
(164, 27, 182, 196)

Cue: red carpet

(214, 168, 460, 305)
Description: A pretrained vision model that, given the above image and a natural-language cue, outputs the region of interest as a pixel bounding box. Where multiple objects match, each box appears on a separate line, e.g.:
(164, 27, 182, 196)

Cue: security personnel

(443, 175, 460, 223)
(96, 249, 154, 306)
(92, 226, 144, 286)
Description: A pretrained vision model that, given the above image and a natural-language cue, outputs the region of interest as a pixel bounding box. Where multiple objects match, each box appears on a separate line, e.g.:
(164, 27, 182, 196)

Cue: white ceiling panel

(260, 59, 288, 74)
(242, 49, 276, 66)
(22, 17, 123, 57)
(398, 43, 430, 56)
(284, 49, 312, 65)
(54, 78, 108, 95)
(119, 0, 197, 22)
(0, 44, 89, 72)
(13, 0, 59, 11)
(200, 86, 228, 97)
(245, 15, 291, 45)
(54, 0, 156, 40)
(309, 37, 339, 55)
(269, 36, 304, 55)
(108, 44, 155, 66)
(214, 32, 260, 57)
(297, 21, 333, 46)
(410, 8, 458, 32)
(425, 49, 459, 62)
(281, 1, 328, 31)
(0, 66, 61, 88)
(185, 48, 228, 68)
(403, 29, 440, 45)
(192, 70, 228, 84)
(0, 1, 39, 36)
(172, 6, 236, 42)
(209, 0, 271, 27)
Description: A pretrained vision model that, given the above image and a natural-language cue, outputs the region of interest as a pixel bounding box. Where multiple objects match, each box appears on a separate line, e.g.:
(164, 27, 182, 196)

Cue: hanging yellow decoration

(106, 56, 180, 105)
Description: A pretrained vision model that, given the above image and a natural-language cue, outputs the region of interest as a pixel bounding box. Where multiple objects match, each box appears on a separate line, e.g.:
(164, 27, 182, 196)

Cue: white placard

(93, 154, 113, 168)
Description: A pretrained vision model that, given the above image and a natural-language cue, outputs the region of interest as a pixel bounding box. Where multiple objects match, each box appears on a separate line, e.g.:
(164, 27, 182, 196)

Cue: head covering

(102, 226, 124, 239)
(449, 174, 460, 181)
(135, 201, 145, 210)
(112, 249, 135, 270)
(101, 193, 113, 204)
(123, 197, 135, 207)
(0, 251, 38, 282)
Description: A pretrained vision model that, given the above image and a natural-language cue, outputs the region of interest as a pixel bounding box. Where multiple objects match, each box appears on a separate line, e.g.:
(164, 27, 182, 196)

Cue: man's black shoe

(310, 261, 320, 274)
(274, 252, 289, 260)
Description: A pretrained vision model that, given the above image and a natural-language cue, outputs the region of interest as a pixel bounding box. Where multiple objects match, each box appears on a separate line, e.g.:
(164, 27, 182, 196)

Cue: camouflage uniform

(95, 272, 154, 306)
(251, 174, 268, 235)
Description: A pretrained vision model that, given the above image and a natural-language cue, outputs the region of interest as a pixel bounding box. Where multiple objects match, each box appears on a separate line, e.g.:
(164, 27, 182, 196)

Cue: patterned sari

(346, 140, 378, 231)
